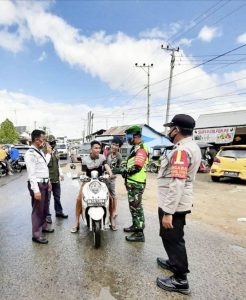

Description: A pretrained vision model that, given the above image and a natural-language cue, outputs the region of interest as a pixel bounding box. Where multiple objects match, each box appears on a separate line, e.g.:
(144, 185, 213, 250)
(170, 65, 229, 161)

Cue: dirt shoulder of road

(115, 173, 246, 242)
(63, 164, 245, 242)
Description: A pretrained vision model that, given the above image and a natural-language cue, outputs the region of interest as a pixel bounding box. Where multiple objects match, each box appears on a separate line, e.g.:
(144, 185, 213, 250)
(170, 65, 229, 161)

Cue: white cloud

(38, 51, 47, 62)
(198, 26, 221, 43)
(179, 38, 193, 47)
(139, 23, 181, 40)
(0, 0, 18, 25)
(237, 32, 246, 44)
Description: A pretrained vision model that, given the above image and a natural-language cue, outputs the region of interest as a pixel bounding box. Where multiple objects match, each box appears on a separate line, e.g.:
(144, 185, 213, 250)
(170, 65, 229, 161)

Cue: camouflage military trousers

(126, 182, 145, 230)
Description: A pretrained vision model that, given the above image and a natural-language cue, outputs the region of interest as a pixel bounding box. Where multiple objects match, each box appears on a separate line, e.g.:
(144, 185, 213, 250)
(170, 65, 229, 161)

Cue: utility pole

(161, 45, 179, 134)
(135, 63, 153, 126)
(91, 113, 94, 138)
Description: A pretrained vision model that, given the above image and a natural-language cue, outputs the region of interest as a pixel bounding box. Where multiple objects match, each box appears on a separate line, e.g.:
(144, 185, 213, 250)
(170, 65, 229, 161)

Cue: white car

(56, 143, 68, 159)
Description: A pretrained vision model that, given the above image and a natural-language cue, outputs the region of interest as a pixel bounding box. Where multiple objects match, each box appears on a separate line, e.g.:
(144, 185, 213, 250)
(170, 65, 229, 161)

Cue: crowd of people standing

(24, 113, 201, 295)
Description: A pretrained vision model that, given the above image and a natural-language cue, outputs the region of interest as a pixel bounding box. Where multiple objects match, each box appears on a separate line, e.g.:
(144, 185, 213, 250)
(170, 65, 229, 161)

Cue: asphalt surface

(0, 170, 246, 300)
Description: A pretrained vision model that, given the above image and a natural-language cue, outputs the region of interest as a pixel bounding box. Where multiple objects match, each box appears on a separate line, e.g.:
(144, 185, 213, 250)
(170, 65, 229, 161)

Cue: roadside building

(194, 110, 246, 148)
(96, 124, 172, 158)
(85, 129, 106, 142)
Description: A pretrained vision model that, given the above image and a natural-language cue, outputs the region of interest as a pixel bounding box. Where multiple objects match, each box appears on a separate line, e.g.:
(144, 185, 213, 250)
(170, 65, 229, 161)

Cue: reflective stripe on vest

(127, 142, 148, 183)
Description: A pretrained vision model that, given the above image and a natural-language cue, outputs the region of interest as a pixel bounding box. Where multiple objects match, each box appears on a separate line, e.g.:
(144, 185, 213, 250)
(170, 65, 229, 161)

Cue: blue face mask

(126, 133, 134, 145)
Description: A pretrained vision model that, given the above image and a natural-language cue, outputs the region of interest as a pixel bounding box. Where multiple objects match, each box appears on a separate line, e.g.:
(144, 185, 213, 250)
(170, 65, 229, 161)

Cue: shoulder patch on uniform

(170, 150, 189, 179)
(29, 149, 34, 152)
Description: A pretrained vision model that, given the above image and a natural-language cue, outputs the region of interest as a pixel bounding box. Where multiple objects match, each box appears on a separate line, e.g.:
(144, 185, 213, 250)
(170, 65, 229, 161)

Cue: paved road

(0, 170, 245, 300)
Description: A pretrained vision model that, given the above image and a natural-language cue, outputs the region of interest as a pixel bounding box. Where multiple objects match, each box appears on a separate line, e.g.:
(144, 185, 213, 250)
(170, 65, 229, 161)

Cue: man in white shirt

(25, 130, 53, 244)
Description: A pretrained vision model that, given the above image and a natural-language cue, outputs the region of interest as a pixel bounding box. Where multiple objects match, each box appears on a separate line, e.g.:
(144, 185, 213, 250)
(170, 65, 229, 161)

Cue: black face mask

(167, 127, 177, 143)
(50, 142, 56, 150)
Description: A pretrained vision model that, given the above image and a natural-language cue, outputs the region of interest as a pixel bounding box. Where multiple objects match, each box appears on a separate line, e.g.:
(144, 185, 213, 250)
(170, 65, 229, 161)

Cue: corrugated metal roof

(102, 124, 145, 136)
(196, 110, 246, 128)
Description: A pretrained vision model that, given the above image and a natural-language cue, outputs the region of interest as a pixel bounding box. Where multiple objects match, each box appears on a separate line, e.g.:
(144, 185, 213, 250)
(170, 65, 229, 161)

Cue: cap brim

(163, 122, 174, 127)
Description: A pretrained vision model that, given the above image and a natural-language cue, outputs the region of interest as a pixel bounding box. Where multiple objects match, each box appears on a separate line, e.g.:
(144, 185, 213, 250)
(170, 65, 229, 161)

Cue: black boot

(125, 231, 145, 242)
(123, 225, 137, 233)
(157, 257, 176, 273)
(156, 275, 190, 295)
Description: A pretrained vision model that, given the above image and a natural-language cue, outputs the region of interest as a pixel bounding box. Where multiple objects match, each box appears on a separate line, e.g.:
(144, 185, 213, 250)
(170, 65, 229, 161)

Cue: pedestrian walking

(156, 114, 201, 295)
(46, 137, 68, 224)
(25, 130, 54, 244)
(123, 125, 148, 242)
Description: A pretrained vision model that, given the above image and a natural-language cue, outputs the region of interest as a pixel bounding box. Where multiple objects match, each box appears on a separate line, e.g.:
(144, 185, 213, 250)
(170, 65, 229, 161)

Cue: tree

(0, 119, 19, 144)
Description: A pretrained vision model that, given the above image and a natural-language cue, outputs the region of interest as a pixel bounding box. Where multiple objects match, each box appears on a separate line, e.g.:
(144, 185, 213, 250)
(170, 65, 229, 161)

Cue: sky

(1, 0, 246, 138)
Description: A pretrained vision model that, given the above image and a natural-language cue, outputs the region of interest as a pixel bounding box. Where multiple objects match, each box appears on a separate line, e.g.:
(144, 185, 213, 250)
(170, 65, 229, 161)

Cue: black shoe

(157, 257, 176, 273)
(123, 225, 137, 233)
(42, 228, 55, 233)
(56, 212, 68, 219)
(156, 275, 190, 295)
(125, 232, 145, 242)
(46, 215, 52, 224)
(32, 237, 48, 244)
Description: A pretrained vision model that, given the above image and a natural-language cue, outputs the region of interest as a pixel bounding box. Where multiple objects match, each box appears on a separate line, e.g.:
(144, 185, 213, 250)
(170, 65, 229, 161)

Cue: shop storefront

(194, 110, 246, 148)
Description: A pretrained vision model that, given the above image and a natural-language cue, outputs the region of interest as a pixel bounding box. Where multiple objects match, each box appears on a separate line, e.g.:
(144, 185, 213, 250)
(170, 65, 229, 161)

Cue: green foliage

(0, 119, 19, 144)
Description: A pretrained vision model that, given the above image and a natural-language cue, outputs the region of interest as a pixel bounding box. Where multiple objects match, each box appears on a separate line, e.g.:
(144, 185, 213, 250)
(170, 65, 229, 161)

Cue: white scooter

(73, 170, 110, 248)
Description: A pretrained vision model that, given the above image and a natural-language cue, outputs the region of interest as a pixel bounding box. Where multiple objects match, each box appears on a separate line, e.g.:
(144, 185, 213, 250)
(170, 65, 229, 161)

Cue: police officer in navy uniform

(156, 114, 201, 295)
(25, 130, 54, 244)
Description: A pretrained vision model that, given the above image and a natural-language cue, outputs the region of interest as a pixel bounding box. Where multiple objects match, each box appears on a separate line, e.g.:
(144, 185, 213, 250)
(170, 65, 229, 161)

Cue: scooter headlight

(89, 181, 101, 194)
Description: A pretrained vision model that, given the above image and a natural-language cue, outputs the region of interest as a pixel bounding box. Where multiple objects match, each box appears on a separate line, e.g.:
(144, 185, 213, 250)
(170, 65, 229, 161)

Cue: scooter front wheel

(93, 221, 101, 249)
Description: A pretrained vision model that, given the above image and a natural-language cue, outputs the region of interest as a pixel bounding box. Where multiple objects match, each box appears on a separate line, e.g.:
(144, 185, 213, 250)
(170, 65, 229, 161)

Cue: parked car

(76, 143, 91, 161)
(14, 145, 30, 167)
(56, 143, 68, 159)
(210, 145, 246, 182)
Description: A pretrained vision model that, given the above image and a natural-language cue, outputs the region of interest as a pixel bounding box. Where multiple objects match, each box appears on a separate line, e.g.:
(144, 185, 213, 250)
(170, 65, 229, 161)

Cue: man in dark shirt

(46, 138, 68, 224)
(70, 140, 113, 233)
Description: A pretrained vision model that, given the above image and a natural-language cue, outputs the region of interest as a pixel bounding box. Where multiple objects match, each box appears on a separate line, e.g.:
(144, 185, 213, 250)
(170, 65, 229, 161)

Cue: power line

(168, 0, 230, 46)
(149, 43, 246, 88)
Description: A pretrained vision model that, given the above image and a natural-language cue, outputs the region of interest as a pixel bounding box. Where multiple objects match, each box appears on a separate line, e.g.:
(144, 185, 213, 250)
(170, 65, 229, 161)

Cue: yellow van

(210, 145, 246, 182)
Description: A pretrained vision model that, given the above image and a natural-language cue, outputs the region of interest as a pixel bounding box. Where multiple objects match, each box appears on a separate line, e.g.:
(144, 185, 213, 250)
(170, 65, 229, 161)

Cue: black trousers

(158, 207, 189, 277)
(47, 182, 63, 215)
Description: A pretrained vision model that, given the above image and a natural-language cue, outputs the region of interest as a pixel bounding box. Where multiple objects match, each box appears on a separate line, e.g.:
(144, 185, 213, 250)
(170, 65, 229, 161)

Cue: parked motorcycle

(0, 161, 8, 177)
(72, 170, 110, 248)
(10, 160, 22, 173)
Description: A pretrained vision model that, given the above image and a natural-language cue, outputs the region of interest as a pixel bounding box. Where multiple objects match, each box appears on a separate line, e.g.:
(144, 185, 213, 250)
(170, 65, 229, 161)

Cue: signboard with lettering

(194, 127, 236, 144)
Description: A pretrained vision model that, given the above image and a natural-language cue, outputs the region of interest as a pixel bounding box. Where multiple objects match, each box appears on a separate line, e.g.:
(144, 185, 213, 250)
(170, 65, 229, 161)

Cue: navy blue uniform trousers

(47, 182, 63, 215)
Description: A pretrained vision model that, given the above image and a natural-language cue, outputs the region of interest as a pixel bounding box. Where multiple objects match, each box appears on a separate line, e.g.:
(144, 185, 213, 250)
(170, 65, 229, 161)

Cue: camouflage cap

(46, 135, 57, 142)
(124, 125, 142, 135)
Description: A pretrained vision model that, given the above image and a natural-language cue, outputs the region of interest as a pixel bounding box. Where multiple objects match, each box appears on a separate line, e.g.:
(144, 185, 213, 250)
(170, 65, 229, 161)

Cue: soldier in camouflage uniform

(123, 125, 148, 242)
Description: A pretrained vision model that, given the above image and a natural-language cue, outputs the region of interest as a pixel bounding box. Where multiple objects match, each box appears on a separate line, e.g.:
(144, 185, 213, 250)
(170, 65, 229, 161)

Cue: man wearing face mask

(156, 114, 201, 295)
(123, 125, 148, 242)
(45, 137, 68, 224)
(25, 130, 53, 244)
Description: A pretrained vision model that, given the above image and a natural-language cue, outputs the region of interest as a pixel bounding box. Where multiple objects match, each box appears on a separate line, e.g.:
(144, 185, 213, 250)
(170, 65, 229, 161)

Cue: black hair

(179, 127, 193, 136)
(90, 140, 101, 148)
(112, 137, 123, 147)
(31, 130, 45, 142)
(133, 131, 142, 137)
